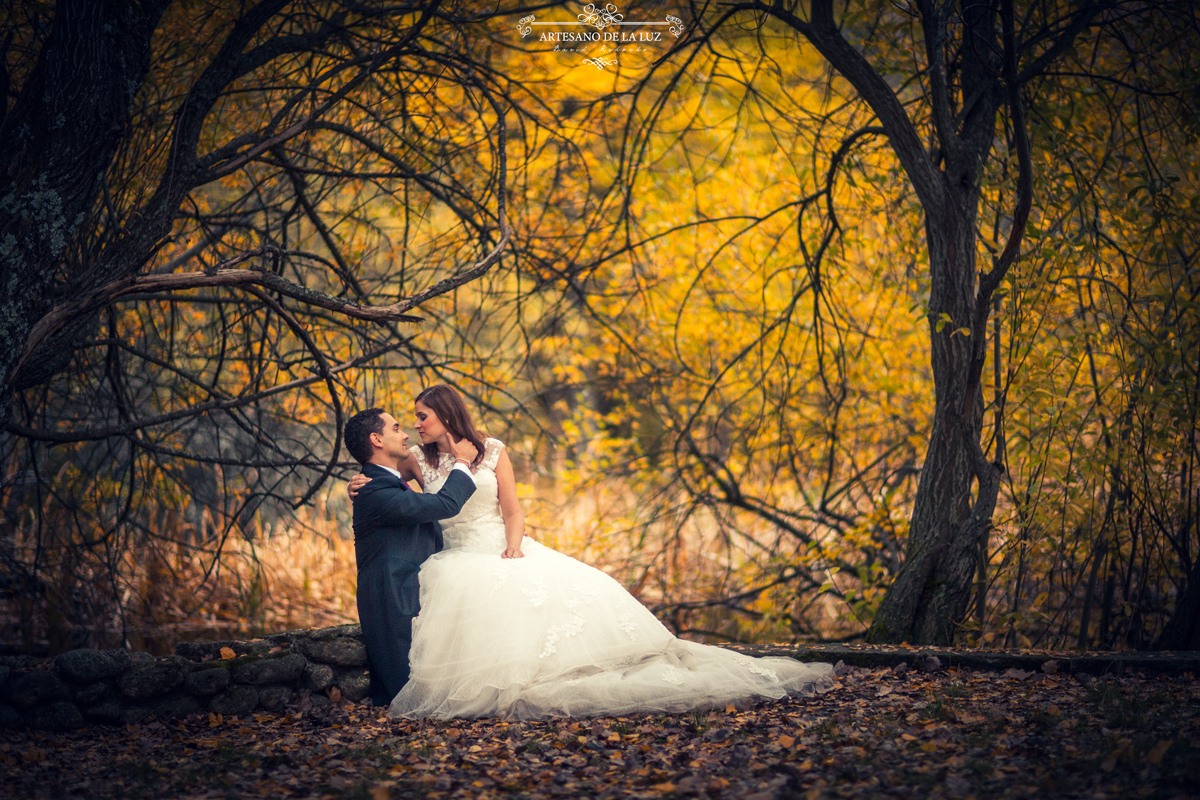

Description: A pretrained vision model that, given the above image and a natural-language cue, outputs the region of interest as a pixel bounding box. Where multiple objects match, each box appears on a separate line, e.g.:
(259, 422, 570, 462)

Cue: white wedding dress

(388, 439, 833, 720)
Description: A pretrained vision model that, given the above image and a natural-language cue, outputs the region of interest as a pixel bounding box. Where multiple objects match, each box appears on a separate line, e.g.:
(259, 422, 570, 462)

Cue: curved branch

(240, 287, 342, 508)
(12, 254, 413, 387)
(987, 0, 1035, 298)
(1018, 1, 1104, 83)
(14, 207, 511, 388)
(728, 0, 944, 220)
(7, 339, 413, 444)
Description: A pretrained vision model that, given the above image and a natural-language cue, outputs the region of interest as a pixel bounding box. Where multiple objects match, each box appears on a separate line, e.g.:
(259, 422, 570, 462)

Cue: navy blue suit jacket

(352, 461, 475, 705)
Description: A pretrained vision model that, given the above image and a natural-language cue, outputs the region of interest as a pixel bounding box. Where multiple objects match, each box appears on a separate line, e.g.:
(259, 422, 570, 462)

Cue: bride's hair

(415, 384, 487, 468)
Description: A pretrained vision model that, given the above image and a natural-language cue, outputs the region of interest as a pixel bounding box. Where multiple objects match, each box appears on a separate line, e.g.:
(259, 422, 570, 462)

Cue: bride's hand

(501, 546, 524, 559)
(347, 473, 371, 499)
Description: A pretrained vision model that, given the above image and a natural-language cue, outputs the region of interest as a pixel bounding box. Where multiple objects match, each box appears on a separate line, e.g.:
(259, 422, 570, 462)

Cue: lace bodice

(413, 438, 506, 551)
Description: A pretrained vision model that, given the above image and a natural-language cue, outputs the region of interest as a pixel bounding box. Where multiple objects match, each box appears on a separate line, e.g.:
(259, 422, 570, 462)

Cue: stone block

(307, 624, 361, 641)
(301, 637, 367, 667)
(84, 701, 123, 724)
(119, 656, 187, 701)
(184, 666, 230, 696)
(56, 649, 123, 684)
(104, 649, 133, 672)
(234, 652, 306, 685)
(9, 670, 68, 711)
(174, 641, 237, 661)
(73, 681, 112, 708)
(0, 704, 23, 728)
(0, 655, 39, 670)
(208, 686, 258, 716)
(151, 694, 202, 719)
(121, 705, 154, 725)
(242, 640, 273, 656)
(304, 662, 334, 692)
(305, 626, 339, 642)
(335, 670, 370, 703)
(918, 654, 942, 673)
(27, 701, 84, 732)
(257, 685, 292, 712)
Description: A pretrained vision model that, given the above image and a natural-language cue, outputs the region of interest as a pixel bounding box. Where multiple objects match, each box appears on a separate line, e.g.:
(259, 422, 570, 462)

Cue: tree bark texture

(0, 0, 166, 409)
(868, 211, 991, 645)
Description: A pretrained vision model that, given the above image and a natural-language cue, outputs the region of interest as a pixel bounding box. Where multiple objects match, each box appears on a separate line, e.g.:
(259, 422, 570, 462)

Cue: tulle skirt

(388, 525, 833, 720)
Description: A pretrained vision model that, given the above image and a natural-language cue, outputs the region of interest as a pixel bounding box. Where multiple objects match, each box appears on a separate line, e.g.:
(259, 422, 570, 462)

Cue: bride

(348, 384, 832, 720)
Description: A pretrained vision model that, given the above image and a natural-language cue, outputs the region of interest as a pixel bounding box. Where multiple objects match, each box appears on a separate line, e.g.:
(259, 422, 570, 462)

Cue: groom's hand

(448, 435, 479, 465)
(347, 473, 371, 499)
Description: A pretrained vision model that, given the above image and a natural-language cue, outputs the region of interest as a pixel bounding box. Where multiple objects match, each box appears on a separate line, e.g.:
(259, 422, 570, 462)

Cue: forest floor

(2, 660, 1198, 800)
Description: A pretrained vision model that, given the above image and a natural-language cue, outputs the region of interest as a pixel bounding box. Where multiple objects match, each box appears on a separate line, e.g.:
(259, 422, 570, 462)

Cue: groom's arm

(355, 470, 476, 526)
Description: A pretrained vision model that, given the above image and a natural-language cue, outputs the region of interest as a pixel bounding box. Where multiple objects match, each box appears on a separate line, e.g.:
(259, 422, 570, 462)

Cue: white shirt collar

(377, 464, 405, 480)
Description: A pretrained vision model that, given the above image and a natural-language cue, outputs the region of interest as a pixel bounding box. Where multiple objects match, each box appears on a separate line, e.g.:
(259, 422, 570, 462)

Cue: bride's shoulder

(481, 437, 505, 469)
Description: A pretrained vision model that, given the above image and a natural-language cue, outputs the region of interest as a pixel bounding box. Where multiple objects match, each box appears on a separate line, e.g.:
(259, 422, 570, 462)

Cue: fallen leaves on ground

(3, 664, 1198, 799)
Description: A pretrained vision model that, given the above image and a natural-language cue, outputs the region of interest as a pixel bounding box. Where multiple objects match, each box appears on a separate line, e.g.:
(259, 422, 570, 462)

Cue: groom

(343, 407, 478, 706)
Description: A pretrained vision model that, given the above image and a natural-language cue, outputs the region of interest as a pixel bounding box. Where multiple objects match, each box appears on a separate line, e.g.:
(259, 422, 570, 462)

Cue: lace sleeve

(480, 438, 505, 472)
(409, 445, 428, 474)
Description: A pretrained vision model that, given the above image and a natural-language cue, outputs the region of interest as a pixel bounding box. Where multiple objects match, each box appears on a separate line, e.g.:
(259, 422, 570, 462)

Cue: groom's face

(372, 412, 410, 459)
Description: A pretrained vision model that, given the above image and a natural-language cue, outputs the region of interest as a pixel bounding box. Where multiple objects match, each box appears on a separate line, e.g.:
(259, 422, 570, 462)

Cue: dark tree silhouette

(0, 0, 534, 650)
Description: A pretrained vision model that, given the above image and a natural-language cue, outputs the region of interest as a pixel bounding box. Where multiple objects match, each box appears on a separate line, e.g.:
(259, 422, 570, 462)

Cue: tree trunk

(864, 199, 992, 644)
(1157, 555, 1200, 651)
(737, 0, 1031, 644)
(0, 0, 164, 419)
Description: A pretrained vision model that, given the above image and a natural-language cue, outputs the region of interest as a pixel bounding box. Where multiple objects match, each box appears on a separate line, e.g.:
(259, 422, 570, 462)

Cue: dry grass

(0, 495, 360, 655)
(129, 501, 361, 651)
(5, 481, 839, 655)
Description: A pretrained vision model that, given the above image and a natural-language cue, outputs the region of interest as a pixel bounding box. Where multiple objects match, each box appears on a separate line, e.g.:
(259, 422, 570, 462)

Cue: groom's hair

(344, 408, 386, 465)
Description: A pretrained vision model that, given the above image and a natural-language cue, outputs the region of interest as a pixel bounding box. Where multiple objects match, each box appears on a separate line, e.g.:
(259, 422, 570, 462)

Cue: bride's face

(413, 400, 448, 445)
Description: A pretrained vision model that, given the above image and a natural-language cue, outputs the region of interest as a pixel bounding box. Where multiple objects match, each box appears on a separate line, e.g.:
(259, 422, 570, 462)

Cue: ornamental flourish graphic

(517, 2, 685, 73)
(582, 56, 619, 71)
(578, 3, 624, 30)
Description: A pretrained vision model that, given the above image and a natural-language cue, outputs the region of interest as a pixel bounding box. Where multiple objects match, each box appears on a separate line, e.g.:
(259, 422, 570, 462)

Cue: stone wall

(0, 625, 372, 731)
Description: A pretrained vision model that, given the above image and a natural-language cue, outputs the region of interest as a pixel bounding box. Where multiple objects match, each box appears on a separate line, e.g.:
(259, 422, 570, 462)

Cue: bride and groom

(345, 385, 832, 720)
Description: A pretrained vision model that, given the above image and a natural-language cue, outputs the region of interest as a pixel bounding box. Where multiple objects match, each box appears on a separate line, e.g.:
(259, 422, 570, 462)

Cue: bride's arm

(496, 449, 526, 558)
